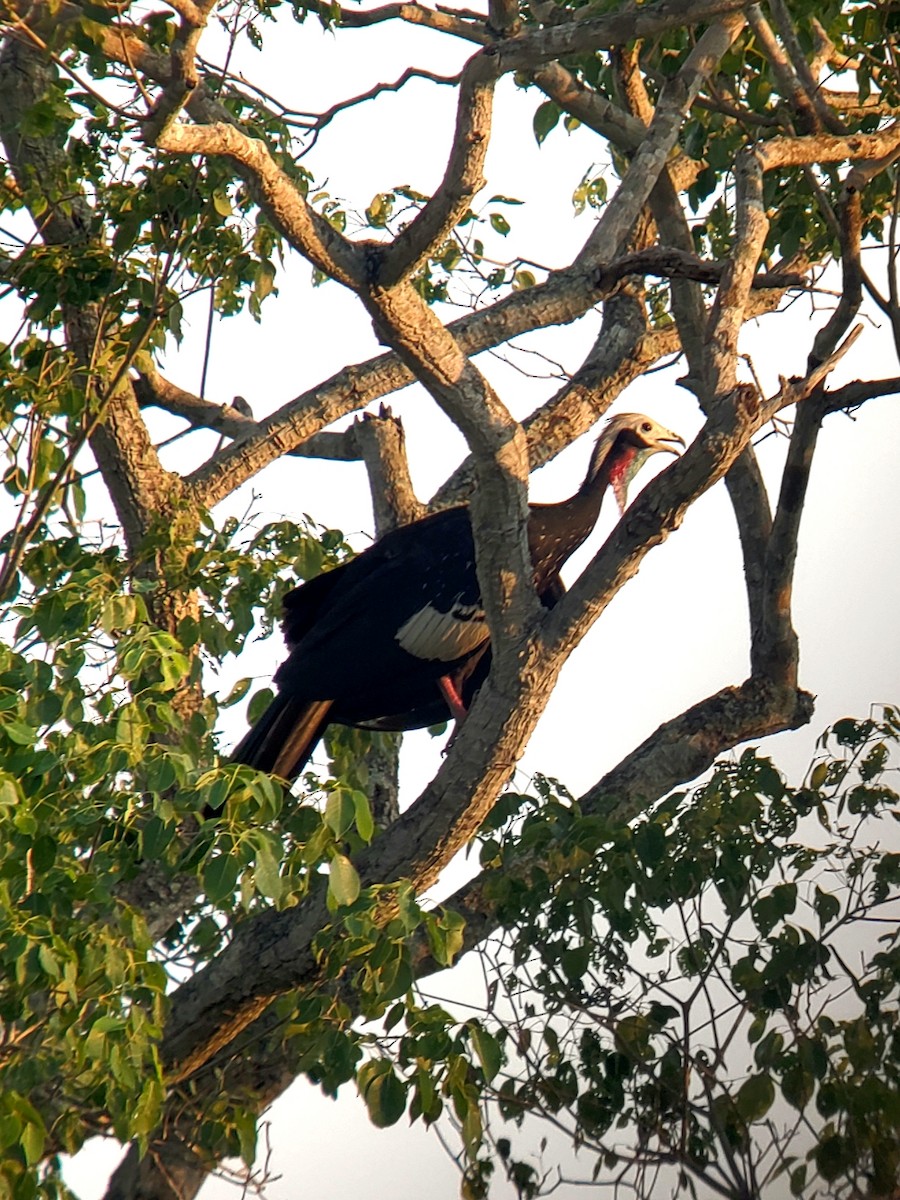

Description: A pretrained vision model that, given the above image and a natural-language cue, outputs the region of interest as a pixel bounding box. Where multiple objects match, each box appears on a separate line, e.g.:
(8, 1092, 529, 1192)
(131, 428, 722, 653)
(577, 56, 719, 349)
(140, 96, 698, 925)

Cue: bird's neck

(527, 441, 639, 579)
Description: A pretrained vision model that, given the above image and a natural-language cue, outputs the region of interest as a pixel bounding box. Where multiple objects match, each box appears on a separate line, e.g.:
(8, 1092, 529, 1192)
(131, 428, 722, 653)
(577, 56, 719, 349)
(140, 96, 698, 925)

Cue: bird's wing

(281, 562, 349, 650)
(274, 506, 485, 702)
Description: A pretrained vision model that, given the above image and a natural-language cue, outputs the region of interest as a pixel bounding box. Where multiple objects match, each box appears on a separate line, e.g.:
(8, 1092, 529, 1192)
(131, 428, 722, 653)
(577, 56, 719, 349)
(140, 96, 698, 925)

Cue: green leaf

(489, 212, 510, 236)
(19, 1119, 45, 1166)
(203, 853, 240, 904)
(247, 687, 275, 724)
(360, 1062, 406, 1128)
(813, 886, 840, 928)
(131, 1079, 163, 1137)
(325, 789, 355, 838)
(253, 838, 283, 902)
(532, 100, 560, 145)
(782, 1064, 814, 1110)
(469, 1024, 502, 1082)
(328, 854, 360, 908)
(843, 1016, 877, 1070)
(810, 761, 829, 789)
(2, 719, 36, 745)
(736, 1073, 775, 1123)
(212, 189, 232, 216)
(816, 1133, 852, 1182)
(220, 677, 252, 708)
(353, 789, 375, 842)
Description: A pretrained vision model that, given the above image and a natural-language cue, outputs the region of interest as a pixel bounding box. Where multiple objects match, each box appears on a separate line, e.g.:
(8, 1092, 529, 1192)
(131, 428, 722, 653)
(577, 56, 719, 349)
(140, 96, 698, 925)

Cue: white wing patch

(396, 602, 487, 662)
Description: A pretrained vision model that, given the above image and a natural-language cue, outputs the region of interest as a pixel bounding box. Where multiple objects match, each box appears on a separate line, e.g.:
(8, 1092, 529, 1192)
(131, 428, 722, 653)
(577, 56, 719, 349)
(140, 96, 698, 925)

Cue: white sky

(7, 4, 899, 1198)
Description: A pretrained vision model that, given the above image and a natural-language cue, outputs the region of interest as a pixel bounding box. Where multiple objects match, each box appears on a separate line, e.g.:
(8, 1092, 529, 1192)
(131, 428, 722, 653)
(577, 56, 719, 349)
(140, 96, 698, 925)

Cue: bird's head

(588, 413, 685, 515)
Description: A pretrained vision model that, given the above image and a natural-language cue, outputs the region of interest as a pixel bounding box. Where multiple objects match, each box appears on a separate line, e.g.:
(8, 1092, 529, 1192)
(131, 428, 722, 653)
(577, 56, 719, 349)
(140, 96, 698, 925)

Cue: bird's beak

(613, 428, 686, 515)
(654, 429, 686, 456)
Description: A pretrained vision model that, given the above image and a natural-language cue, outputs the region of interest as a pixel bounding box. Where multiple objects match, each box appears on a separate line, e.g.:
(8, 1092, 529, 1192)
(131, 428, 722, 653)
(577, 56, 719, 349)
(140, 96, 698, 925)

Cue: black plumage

(230, 413, 683, 783)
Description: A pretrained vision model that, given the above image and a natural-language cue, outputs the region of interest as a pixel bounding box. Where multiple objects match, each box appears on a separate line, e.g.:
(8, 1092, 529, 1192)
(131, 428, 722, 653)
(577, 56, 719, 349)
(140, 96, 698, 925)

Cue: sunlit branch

(153, 122, 365, 286)
(745, 4, 823, 133)
(379, 50, 499, 286)
(575, 13, 746, 268)
(766, 0, 845, 134)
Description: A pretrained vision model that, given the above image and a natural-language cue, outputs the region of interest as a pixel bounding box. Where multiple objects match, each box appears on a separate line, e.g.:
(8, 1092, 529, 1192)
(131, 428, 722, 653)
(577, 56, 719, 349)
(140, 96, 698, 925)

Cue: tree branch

(184, 263, 607, 508)
(576, 13, 746, 267)
(379, 49, 500, 286)
(756, 123, 900, 171)
(751, 180, 865, 680)
(362, 280, 540, 682)
(745, 4, 822, 134)
(153, 121, 366, 287)
(765, 0, 845, 134)
(351, 407, 426, 532)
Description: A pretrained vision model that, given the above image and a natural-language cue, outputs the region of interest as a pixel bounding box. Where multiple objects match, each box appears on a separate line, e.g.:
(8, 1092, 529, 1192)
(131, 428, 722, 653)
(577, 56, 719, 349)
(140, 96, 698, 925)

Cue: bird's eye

(641, 421, 652, 433)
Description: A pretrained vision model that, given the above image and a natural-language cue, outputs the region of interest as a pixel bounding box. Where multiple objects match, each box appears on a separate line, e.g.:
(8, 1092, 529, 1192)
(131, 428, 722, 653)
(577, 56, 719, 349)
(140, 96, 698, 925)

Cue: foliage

(459, 712, 900, 1199)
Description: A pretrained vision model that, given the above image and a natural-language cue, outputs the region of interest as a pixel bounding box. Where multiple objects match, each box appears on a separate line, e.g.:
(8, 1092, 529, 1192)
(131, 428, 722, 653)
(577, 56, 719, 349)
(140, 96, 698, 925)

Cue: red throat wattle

(608, 443, 638, 513)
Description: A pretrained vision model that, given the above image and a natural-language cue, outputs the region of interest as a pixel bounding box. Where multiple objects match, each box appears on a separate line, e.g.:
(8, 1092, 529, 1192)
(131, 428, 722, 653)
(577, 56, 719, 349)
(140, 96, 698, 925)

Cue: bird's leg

(437, 673, 471, 753)
(438, 674, 469, 723)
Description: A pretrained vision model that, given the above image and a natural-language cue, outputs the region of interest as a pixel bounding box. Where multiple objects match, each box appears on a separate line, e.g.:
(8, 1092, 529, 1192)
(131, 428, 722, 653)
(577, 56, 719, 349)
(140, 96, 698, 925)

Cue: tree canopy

(0, 0, 899, 1197)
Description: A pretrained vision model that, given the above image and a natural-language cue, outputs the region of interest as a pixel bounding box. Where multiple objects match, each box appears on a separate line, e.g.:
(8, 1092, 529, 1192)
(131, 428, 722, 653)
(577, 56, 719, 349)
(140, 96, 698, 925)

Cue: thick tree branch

(379, 49, 499, 286)
(532, 59, 700, 193)
(487, 0, 520, 36)
(184, 263, 607, 508)
(756, 123, 900, 172)
(703, 149, 769, 395)
(363, 280, 540, 682)
(576, 13, 746, 267)
(751, 182, 865, 680)
(492, 0, 748, 74)
(765, 0, 845, 134)
(746, 4, 822, 134)
(153, 122, 366, 287)
(351, 407, 426, 531)
(0, 32, 180, 552)
(822, 376, 900, 414)
(431, 287, 680, 507)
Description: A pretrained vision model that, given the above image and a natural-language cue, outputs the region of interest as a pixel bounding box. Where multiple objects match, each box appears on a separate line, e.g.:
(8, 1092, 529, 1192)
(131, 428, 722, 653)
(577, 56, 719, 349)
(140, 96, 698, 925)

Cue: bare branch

(493, 0, 748, 73)
(487, 0, 519, 36)
(766, 0, 845, 134)
(745, 4, 823, 134)
(379, 50, 499, 286)
(750, 189, 866, 679)
(703, 149, 769, 394)
(306, 0, 490, 42)
(576, 13, 746, 267)
(822, 376, 900, 414)
(303, 66, 463, 133)
(185, 263, 606, 509)
(141, 0, 218, 141)
(133, 370, 353, 460)
(154, 122, 366, 286)
(350, 407, 426, 532)
(757, 123, 900, 171)
(363, 279, 540, 674)
(594, 247, 806, 294)
(809, 175, 863, 369)
(531, 59, 649, 149)
(431, 286, 681, 507)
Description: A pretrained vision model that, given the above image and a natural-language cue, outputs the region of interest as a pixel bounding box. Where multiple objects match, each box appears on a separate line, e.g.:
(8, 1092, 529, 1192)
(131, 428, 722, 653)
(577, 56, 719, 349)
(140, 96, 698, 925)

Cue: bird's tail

(231, 695, 333, 783)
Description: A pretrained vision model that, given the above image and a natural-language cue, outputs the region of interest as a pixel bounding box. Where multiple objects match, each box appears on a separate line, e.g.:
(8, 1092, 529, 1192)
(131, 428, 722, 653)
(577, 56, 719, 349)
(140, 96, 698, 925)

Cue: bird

(230, 413, 684, 783)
